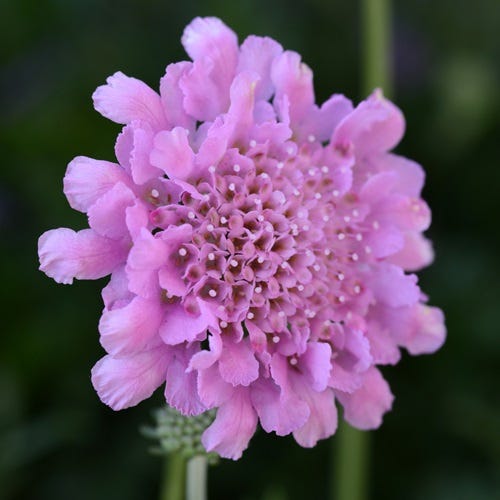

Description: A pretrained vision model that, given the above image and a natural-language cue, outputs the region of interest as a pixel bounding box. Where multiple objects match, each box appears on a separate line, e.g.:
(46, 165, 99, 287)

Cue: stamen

(372, 220, 380, 230)
(333, 190, 340, 197)
(315, 193, 322, 200)
(233, 164, 241, 172)
(257, 215, 265, 222)
(351, 253, 359, 261)
(321, 165, 329, 173)
(278, 311, 285, 318)
(220, 321, 228, 328)
(353, 285, 361, 294)
(313, 264, 321, 271)
(324, 249, 331, 256)
(208, 165, 216, 174)
(207, 252, 215, 261)
(323, 215, 330, 222)
(254, 286, 262, 294)
(338, 295, 346, 303)
(297, 284, 305, 291)
(308, 168, 316, 176)
(249, 139, 257, 148)
(356, 233, 363, 241)
(337, 272, 345, 281)
(365, 245, 372, 254)
(308, 134, 316, 143)
(247, 312, 255, 320)
(187, 211, 195, 220)
(220, 216, 228, 224)
(257, 256, 264, 264)
(208, 289, 217, 298)
(344, 215, 351, 223)
(337, 232, 346, 241)
(206, 223, 215, 232)
(151, 189, 159, 198)
(272, 335, 280, 343)
(178, 248, 187, 257)
(289, 357, 298, 366)
(228, 183, 236, 192)
(277, 162, 284, 169)
(230, 259, 238, 268)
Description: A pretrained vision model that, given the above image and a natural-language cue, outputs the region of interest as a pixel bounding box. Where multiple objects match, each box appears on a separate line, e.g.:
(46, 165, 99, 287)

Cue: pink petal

(165, 345, 206, 416)
(159, 301, 212, 345)
(375, 153, 425, 197)
(237, 35, 283, 101)
(197, 363, 234, 408)
(292, 384, 338, 448)
(218, 339, 259, 387)
(251, 378, 309, 436)
(329, 362, 363, 394)
(333, 89, 405, 156)
(369, 263, 420, 308)
(160, 62, 195, 130)
(299, 342, 332, 392)
(150, 127, 194, 180)
(365, 225, 405, 259)
(92, 71, 166, 129)
(388, 232, 434, 272)
(98, 295, 164, 356)
(87, 182, 136, 240)
(201, 388, 257, 460)
(91, 347, 170, 410)
(336, 367, 394, 430)
(63, 156, 130, 213)
(101, 266, 133, 310)
(188, 332, 223, 371)
(38, 228, 126, 284)
(404, 304, 446, 355)
(125, 201, 150, 241)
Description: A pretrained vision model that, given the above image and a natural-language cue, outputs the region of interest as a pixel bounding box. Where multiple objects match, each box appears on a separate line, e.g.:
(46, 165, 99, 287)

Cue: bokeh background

(1, 1, 499, 499)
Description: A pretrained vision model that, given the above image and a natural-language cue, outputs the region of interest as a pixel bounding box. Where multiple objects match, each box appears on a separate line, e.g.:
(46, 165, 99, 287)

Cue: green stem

(361, 0, 392, 97)
(333, 421, 371, 500)
(160, 453, 185, 500)
(186, 455, 208, 500)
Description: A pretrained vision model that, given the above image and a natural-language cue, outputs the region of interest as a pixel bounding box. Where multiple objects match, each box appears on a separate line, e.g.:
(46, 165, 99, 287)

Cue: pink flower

(38, 17, 445, 460)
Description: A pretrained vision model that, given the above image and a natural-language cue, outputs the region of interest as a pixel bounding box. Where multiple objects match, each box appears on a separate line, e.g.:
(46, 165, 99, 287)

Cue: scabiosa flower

(38, 17, 445, 460)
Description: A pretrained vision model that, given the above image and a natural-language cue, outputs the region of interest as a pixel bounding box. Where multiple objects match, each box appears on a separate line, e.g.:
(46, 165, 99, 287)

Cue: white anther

(354, 285, 361, 294)
(333, 190, 340, 197)
(220, 216, 228, 224)
(272, 336, 280, 343)
(280, 262, 288, 269)
(372, 220, 380, 230)
(255, 286, 262, 294)
(337, 232, 346, 241)
(233, 164, 241, 172)
(151, 189, 160, 198)
(308, 168, 316, 176)
(298, 210, 307, 218)
(277, 162, 284, 169)
(249, 140, 257, 148)
(365, 245, 372, 254)
(187, 211, 195, 219)
(315, 193, 322, 200)
(278, 311, 285, 318)
(352, 209, 359, 217)
(254, 198, 262, 205)
(266, 225, 274, 233)
(257, 256, 264, 264)
(356, 233, 363, 241)
(208, 165, 216, 173)
(338, 295, 346, 303)
(247, 312, 255, 320)
(302, 225, 310, 231)
(344, 216, 351, 223)
(337, 272, 345, 281)
(321, 165, 329, 174)
(290, 223, 298, 231)
(297, 284, 305, 291)
(220, 321, 228, 328)
(323, 215, 330, 222)
(230, 259, 238, 267)
(228, 183, 236, 192)
(313, 264, 321, 271)
(257, 215, 265, 222)
(206, 223, 215, 232)
(308, 134, 316, 143)
(324, 249, 331, 256)
(293, 189, 300, 196)
(178, 248, 187, 257)
(351, 253, 359, 261)
(289, 357, 298, 366)
(260, 173, 269, 179)
(287, 146, 294, 155)
(208, 252, 215, 261)
(208, 289, 217, 298)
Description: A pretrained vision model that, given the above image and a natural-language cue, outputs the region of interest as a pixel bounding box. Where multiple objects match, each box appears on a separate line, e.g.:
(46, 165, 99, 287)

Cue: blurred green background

(1, 0, 499, 499)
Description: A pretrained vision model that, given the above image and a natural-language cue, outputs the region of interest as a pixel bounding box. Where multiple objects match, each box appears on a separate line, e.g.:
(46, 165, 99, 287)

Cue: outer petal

(159, 301, 211, 345)
(91, 347, 170, 410)
(336, 367, 394, 430)
(403, 304, 446, 355)
(202, 388, 257, 460)
(150, 127, 194, 180)
(300, 341, 332, 392)
(237, 35, 283, 101)
(165, 346, 206, 416)
(218, 339, 259, 387)
(98, 295, 164, 356)
(92, 71, 166, 129)
(38, 228, 126, 284)
(388, 232, 434, 272)
(369, 263, 420, 308)
(63, 156, 130, 213)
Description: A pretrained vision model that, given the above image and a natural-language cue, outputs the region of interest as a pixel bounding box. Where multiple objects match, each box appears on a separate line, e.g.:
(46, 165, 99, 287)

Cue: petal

(328, 362, 363, 394)
(237, 35, 283, 101)
(38, 228, 126, 284)
(364, 224, 405, 259)
(336, 367, 394, 430)
(159, 301, 211, 345)
(165, 346, 206, 416)
(160, 62, 196, 130)
(374, 153, 425, 197)
(150, 127, 194, 180)
(369, 263, 420, 308)
(101, 266, 133, 310)
(388, 232, 434, 272)
(188, 331, 223, 371)
(63, 156, 130, 213)
(300, 342, 332, 392)
(197, 363, 234, 408)
(91, 347, 170, 410)
(92, 71, 166, 129)
(87, 182, 136, 240)
(404, 304, 446, 355)
(218, 339, 259, 387)
(201, 388, 257, 460)
(292, 384, 338, 448)
(98, 295, 164, 356)
(333, 90, 405, 156)
(251, 378, 309, 436)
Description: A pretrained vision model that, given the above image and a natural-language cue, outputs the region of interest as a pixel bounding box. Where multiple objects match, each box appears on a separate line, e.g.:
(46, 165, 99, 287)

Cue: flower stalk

(186, 455, 208, 500)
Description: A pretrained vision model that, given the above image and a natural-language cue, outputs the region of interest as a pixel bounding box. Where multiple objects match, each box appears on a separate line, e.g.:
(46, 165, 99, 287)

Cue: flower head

(38, 17, 445, 460)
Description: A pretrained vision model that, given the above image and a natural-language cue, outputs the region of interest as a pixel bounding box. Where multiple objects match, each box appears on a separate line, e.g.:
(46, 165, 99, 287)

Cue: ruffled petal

(202, 388, 257, 460)
(403, 304, 446, 355)
(98, 295, 164, 356)
(218, 339, 259, 387)
(299, 341, 332, 392)
(38, 228, 126, 284)
(63, 156, 130, 213)
(91, 347, 170, 410)
(369, 263, 420, 308)
(92, 71, 166, 129)
(336, 367, 394, 430)
(388, 232, 434, 272)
